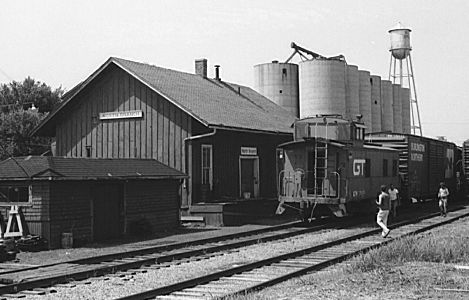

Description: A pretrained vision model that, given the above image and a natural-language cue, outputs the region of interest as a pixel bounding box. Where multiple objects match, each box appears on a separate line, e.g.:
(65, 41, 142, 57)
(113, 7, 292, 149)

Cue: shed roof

(0, 156, 187, 181)
(33, 57, 296, 136)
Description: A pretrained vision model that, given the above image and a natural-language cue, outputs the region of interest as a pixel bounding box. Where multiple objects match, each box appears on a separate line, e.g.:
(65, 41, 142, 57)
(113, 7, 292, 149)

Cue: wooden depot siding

(49, 181, 93, 248)
(9, 179, 182, 249)
(124, 180, 180, 233)
(55, 65, 191, 173)
(25, 181, 51, 242)
(0, 181, 51, 242)
(191, 130, 291, 202)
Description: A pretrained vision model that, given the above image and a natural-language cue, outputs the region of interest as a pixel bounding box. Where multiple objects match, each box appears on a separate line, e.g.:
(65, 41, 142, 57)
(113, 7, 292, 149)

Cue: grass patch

(346, 230, 469, 273)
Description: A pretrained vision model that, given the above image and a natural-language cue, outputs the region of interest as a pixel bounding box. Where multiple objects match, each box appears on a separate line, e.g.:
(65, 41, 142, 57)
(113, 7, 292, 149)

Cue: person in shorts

(376, 185, 391, 238)
(388, 184, 399, 218)
(438, 182, 449, 217)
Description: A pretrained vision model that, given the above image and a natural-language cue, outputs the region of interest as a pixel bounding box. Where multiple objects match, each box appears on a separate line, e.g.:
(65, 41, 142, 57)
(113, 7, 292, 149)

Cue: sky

(1, 0, 468, 145)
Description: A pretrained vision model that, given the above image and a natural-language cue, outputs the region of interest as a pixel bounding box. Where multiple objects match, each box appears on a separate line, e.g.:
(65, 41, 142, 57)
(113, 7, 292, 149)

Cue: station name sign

(99, 110, 143, 120)
(241, 147, 257, 156)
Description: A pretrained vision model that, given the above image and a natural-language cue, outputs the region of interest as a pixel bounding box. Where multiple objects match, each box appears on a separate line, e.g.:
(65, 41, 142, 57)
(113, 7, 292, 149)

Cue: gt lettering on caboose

(353, 159, 366, 176)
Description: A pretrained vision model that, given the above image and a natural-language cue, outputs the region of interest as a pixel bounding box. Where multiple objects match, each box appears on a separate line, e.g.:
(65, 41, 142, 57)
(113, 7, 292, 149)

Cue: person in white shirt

(376, 185, 391, 238)
(438, 182, 449, 217)
(388, 184, 399, 218)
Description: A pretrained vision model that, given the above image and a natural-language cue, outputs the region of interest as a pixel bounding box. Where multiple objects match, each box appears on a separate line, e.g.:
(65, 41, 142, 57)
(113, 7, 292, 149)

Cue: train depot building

(16, 57, 295, 242)
(0, 157, 186, 248)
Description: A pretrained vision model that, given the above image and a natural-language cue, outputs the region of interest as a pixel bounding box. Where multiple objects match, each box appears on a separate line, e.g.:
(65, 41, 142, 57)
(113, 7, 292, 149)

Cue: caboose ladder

(313, 122, 329, 197)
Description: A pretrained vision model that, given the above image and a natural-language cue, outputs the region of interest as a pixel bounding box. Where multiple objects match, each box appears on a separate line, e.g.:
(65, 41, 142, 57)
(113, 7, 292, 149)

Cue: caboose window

(201, 144, 213, 188)
(392, 160, 398, 176)
(383, 159, 388, 177)
(355, 127, 364, 140)
(365, 159, 371, 177)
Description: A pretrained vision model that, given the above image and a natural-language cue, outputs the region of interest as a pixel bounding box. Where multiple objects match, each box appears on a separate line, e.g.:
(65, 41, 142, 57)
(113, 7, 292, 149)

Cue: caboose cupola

(293, 114, 366, 143)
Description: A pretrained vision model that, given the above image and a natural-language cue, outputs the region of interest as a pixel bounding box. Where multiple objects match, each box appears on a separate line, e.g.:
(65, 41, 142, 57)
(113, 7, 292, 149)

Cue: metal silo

(299, 59, 346, 119)
(346, 65, 360, 120)
(401, 87, 411, 134)
(370, 75, 382, 133)
(254, 61, 299, 117)
(392, 84, 402, 133)
(381, 80, 393, 131)
(358, 70, 372, 129)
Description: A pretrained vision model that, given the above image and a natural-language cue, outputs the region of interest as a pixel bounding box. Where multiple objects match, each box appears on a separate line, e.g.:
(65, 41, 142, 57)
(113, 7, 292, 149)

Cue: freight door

(239, 157, 259, 199)
(92, 184, 122, 241)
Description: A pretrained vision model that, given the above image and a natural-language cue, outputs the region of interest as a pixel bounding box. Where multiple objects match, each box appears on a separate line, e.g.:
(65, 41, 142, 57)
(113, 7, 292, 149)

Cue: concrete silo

(401, 87, 411, 134)
(392, 84, 402, 133)
(253, 61, 299, 117)
(299, 59, 346, 119)
(381, 80, 393, 131)
(370, 75, 382, 133)
(346, 65, 360, 121)
(358, 70, 372, 129)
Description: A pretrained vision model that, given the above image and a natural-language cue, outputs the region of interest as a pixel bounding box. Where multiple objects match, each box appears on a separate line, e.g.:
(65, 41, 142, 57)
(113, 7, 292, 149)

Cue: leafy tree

(0, 77, 64, 113)
(0, 77, 64, 159)
(0, 109, 51, 160)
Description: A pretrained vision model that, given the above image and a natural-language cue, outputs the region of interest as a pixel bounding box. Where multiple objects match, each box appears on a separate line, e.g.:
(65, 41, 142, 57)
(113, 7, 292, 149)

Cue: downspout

(183, 128, 217, 211)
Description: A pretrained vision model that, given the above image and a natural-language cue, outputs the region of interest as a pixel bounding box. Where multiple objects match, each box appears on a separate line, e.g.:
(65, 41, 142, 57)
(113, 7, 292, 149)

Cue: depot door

(239, 157, 259, 198)
(92, 184, 122, 241)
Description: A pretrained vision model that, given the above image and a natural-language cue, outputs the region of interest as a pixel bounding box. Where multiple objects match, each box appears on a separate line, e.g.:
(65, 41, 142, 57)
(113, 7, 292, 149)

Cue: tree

(0, 77, 64, 159)
(0, 77, 64, 113)
(0, 109, 51, 160)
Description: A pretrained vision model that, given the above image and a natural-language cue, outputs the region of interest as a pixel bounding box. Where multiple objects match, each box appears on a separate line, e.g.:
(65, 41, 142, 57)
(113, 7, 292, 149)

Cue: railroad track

(115, 206, 469, 300)
(0, 218, 341, 297)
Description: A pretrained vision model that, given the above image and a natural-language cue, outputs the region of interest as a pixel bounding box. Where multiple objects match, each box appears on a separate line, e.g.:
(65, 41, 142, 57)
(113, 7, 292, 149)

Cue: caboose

(276, 115, 399, 219)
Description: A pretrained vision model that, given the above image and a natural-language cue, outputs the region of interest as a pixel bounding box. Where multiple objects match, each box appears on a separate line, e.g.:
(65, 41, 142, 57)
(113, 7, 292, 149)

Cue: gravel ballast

(20, 225, 375, 299)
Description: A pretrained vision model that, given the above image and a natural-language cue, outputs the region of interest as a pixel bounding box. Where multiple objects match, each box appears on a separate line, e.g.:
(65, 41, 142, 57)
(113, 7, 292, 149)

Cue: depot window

(201, 144, 213, 188)
(0, 185, 32, 203)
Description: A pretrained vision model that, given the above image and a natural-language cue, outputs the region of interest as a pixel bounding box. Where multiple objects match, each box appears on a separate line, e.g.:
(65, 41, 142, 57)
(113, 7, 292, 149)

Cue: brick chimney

(195, 59, 207, 77)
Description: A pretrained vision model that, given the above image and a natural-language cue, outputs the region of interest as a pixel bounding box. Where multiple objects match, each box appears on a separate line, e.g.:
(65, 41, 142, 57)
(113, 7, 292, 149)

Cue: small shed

(0, 156, 186, 248)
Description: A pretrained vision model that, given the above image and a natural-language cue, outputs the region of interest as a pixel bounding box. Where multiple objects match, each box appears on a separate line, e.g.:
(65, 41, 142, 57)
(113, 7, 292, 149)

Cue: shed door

(93, 184, 122, 241)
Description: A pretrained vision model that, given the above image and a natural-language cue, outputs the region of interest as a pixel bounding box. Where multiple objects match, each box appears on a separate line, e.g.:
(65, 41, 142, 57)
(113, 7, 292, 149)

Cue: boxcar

(276, 116, 399, 219)
(366, 133, 458, 204)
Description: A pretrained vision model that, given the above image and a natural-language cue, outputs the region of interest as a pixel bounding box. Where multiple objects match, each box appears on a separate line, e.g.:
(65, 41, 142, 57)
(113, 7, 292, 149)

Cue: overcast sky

(1, 0, 468, 144)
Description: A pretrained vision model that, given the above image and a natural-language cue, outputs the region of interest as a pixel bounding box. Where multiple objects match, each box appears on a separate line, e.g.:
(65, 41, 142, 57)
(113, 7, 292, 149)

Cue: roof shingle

(0, 156, 187, 180)
(33, 57, 296, 136)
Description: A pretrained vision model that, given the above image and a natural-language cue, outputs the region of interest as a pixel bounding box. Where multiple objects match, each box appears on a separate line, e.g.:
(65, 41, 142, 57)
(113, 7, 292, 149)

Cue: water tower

(388, 22, 422, 136)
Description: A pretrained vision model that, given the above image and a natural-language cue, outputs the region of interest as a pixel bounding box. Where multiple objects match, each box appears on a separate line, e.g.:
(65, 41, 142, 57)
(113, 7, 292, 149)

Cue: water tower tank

(389, 22, 411, 60)
(381, 80, 393, 131)
(401, 87, 411, 134)
(254, 62, 299, 117)
(346, 65, 360, 120)
(299, 59, 346, 119)
(370, 75, 382, 133)
(358, 70, 372, 129)
(392, 84, 403, 133)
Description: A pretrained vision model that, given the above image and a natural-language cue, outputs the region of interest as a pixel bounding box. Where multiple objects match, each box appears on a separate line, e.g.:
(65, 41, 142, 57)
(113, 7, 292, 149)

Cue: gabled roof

(33, 57, 296, 136)
(0, 156, 187, 181)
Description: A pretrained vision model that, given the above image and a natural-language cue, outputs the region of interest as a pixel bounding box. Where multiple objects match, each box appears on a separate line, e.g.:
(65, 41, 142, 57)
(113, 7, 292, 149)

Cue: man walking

(388, 184, 399, 218)
(376, 185, 391, 238)
(438, 182, 449, 217)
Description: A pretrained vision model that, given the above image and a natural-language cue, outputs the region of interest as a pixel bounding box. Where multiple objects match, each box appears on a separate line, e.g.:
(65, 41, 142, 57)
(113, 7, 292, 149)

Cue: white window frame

(201, 144, 213, 189)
